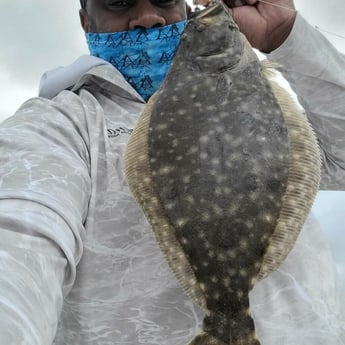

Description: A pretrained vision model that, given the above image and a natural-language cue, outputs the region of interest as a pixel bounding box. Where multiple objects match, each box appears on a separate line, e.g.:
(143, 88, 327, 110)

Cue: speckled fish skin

(149, 3, 289, 344)
(125, 1, 320, 344)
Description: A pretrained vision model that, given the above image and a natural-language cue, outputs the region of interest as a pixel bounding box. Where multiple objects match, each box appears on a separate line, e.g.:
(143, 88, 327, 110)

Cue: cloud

(0, 0, 88, 118)
(295, 0, 345, 53)
(0, 0, 87, 88)
(0, 65, 35, 122)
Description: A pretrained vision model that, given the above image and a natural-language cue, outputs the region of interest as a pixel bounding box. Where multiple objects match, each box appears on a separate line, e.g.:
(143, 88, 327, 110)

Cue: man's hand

(224, 0, 297, 52)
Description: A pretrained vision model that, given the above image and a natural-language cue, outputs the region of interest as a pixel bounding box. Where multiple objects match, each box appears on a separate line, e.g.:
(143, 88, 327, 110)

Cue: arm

(227, 0, 345, 189)
(267, 15, 345, 190)
(0, 93, 91, 344)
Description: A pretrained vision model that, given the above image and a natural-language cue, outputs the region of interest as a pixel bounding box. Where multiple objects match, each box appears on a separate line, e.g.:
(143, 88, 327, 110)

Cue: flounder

(125, 1, 321, 344)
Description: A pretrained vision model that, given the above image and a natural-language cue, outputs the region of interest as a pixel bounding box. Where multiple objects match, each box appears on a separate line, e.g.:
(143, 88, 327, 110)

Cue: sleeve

(0, 94, 92, 344)
(251, 213, 345, 344)
(267, 13, 345, 190)
(260, 14, 345, 343)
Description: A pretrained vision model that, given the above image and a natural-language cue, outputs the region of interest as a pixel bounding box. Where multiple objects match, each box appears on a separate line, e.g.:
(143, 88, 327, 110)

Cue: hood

(38, 55, 145, 104)
(38, 55, 109, 99)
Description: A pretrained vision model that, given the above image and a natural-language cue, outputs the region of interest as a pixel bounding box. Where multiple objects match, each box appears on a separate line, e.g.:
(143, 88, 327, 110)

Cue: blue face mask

(86, 20, 187, 101)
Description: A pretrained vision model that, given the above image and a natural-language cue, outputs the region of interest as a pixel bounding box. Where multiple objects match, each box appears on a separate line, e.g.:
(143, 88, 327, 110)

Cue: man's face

(80, 0, 188, 33)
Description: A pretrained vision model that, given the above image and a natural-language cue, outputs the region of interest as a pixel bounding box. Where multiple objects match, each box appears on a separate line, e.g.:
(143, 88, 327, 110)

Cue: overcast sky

(0, 0, 344, 285)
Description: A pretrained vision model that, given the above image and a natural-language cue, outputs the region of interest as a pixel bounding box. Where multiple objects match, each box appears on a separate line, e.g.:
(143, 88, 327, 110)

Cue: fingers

(224, 0, 258, 8)
(193, 0, 259, 8)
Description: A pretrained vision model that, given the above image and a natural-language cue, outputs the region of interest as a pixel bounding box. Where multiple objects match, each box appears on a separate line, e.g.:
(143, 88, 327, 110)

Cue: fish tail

(188, 331, 224, 345)
(189, 310, 261, 345)
(188, 331, 261, 345)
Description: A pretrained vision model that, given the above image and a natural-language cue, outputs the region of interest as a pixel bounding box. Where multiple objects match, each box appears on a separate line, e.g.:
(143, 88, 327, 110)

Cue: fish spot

(228, 203, 239, 215)
(239, 269, 247, 277)
(213, 205, 223, 216)
(185, 195, 195, 204)
(182, 175, 191, 183)
(217, 252, 226, 262)
(216, 175, 227, 183)
(215, 187, 223, 196)
(262, 213, 273, 223)
(211, 158, 220, 165)
(155, 123, 168, 131)
(200, 135, 209, 143)
(224, 187, 232, 195)
(181, 237, 188, 245)
(237, 290, 244, 298)
(222, 277, 231, 287)
(245, 220, 254, 228)
(166, 202, 176, 210)
(202, 212, 211, 221)
(211, 276, 218, 283)
(202, 239, 210, 249)
(176, 218, 188, 227)
(206, 105, 217, 113)
(240, 239, 248, 249)
(158, 165, 175, 175)
(228, 268, 236, 277)
(213, 292, 221, 300)
(188, 145, 198, 154)
(225, 160, 233, 168)
(172, 139, 179, 147)
(200, 152, 208, 160)
(202, 261, 209, 267)
(194, 168, 201, 175)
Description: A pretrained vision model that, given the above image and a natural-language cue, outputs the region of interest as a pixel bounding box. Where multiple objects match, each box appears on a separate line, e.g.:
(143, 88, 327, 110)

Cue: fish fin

(188, 331, 260, 345)
(258, 79, 321, 280)
(260, 59, 282, 79)
(125, 92, 207, 310)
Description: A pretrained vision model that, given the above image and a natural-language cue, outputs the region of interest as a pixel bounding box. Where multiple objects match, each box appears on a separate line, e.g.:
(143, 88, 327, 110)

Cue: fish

(125, 1, 321, 344)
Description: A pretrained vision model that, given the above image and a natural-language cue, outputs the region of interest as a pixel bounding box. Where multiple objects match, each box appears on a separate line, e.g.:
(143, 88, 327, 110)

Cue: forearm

(267, 13, 345, 190)
(0, 95, 91, 343)
(0, 206, 67, 345)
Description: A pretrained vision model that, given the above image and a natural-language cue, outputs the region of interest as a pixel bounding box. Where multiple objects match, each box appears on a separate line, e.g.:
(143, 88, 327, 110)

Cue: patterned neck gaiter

(86, 20, 187, 101)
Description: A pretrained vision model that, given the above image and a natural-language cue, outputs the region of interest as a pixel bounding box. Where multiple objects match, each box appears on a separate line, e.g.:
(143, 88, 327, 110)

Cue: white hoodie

(0, 13, 344, 345)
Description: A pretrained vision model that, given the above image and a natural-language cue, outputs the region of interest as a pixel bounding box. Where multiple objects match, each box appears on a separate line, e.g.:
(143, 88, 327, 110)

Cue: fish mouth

(193, 0, 238, 30)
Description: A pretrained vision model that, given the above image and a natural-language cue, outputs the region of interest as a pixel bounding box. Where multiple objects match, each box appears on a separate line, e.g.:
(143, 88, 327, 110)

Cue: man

(0, 0, 344, 344)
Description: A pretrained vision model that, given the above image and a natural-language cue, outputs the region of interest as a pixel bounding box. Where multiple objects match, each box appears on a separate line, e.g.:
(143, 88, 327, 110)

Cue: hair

(80, 0, 87, 9)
